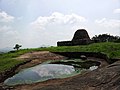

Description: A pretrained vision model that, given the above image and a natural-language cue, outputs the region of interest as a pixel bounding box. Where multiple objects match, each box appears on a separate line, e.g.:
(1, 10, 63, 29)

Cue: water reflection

(89, 66, 98, 71)
(4, 64, 75, 86)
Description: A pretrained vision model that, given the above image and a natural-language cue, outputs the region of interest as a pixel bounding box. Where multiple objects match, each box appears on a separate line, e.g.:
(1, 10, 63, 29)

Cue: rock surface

(38, 61, 120, 90)
(11, 60, 120, 90)
(1, 51, 119, 90)
(16, 51, 67, 71)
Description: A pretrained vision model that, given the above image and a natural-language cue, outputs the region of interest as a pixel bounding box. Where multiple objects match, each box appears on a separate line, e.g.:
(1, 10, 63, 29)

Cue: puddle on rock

(4, 59, 100, 86)
(4, 64, 80, 86)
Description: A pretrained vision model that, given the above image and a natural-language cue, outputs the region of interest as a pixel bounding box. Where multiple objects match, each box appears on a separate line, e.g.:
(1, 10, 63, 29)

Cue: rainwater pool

(4, 64, 81, 86)
(4, 59, 99, 86)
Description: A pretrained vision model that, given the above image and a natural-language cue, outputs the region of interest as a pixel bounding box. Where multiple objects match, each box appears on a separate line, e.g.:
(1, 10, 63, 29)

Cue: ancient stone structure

(72, 29, 90, 41)
(57, 29, 91, 46)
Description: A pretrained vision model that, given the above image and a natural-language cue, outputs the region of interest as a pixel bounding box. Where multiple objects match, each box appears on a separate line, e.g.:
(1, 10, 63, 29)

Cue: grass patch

(0, 42, 120, 73)
(35, 42, 120, 59)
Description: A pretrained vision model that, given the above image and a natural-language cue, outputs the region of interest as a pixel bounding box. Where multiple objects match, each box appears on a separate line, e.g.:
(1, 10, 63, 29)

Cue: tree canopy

(92, 34, 120, 43)
(13, 44, 22, 51)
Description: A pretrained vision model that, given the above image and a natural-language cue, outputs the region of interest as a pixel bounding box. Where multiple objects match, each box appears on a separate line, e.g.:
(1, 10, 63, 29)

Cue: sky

(0, 0, 120, 49)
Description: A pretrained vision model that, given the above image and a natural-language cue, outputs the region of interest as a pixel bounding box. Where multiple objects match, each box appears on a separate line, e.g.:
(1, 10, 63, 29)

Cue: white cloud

(23, 12, 88, 47)
(31, 12, 87, 30)
(0, 11, 17, 48)
(0, 25, 11, 32)
(94, 18, 120, 37)
(0, 11, 14, 22)
(0, 0, 17, 5)
(0, 25, 20, 49)
(0, 25, 18, 38)
(113, 8, 120, 14)
(95, 18, 120, 28)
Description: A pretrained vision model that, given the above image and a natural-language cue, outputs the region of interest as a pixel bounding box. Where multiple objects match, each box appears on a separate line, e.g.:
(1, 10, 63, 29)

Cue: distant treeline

(92, 34, 120, 43)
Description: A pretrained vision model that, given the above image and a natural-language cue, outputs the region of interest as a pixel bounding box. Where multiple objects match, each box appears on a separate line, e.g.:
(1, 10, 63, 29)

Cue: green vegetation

(0, 42, 120, 73)
(0, 49, 35, 72)
(38, 42, 120, 59)
(92, 34, 120, 42)
(13, 44, 22, 51)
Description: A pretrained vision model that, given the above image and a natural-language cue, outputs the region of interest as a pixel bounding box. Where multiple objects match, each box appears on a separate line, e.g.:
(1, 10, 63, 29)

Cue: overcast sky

(0, 0, 120, 49)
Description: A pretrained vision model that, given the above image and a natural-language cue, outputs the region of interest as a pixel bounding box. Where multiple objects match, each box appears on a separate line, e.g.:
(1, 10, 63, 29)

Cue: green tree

(13, 44, 22, 51)
(92, 34, 120, 43)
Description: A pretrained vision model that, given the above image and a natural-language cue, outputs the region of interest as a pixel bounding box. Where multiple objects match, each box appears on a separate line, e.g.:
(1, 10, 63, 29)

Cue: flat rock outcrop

(39, 61, 120, 90)
(1, 51, 119, 90)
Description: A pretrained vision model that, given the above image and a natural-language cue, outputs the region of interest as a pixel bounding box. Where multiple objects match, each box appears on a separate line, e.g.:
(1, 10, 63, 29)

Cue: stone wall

(57, 41, 72, 46)
(57, 39, 92, 46)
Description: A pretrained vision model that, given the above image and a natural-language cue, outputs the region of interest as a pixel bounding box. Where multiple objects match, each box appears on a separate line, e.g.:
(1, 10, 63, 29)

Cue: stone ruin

(57, 29, 91, 46)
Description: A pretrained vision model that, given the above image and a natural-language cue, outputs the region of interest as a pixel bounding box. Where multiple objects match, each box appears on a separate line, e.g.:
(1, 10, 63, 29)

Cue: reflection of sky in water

(89, 66, 98, 71)
(32, 64, 75, 77)
(4, 64, 75, 86)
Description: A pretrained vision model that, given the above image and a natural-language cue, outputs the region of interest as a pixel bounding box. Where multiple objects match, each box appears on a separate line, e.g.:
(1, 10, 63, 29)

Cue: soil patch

(16, 51, 67, 72)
